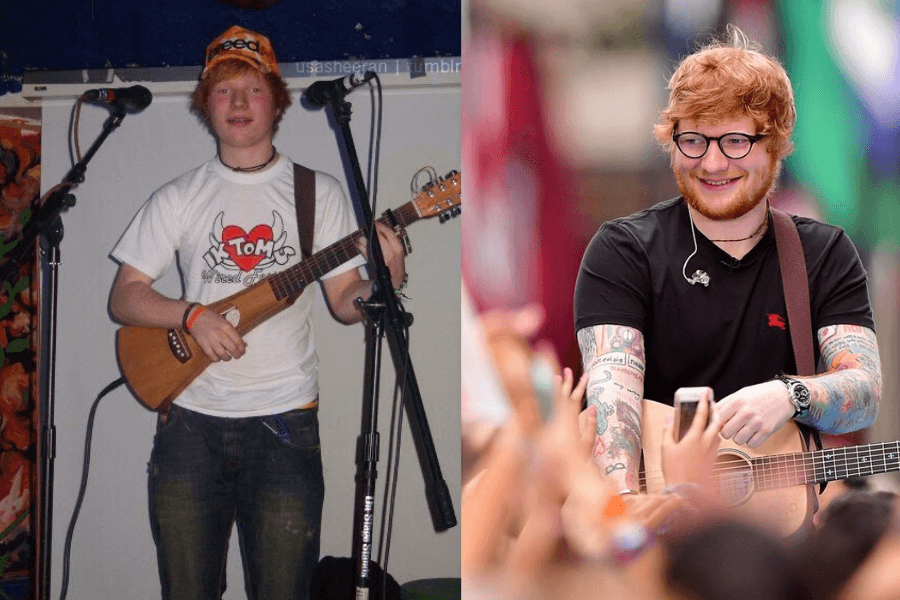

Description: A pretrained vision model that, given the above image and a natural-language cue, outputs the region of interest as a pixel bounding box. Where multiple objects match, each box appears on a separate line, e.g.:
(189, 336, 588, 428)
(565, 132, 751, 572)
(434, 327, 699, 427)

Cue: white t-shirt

(111, 155, 365, 417)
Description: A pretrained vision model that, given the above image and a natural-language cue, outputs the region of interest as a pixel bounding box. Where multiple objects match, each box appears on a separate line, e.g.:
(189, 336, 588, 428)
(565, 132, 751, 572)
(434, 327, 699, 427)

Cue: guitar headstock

(413, 171, 461, 222)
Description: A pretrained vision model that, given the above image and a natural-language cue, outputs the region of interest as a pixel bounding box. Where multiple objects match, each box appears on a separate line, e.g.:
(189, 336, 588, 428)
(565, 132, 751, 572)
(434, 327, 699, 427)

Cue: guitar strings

(639, 441, 900, 492)
(271, 176, 459, 298)
(269, 188, 461, 301)
(269, 206, 414, 300)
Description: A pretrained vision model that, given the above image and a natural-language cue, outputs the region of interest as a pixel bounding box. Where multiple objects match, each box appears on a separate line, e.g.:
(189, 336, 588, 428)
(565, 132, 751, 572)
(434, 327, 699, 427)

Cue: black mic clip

(305, 71, 376, 107)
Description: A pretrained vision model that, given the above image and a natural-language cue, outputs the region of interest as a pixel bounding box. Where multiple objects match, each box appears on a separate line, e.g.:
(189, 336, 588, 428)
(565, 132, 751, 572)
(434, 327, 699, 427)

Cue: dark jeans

(148, 404, 325, 600)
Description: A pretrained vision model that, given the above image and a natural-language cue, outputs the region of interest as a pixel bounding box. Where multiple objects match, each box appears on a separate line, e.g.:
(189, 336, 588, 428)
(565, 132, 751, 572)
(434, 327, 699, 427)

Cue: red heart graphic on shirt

(221, 224, 274, 272)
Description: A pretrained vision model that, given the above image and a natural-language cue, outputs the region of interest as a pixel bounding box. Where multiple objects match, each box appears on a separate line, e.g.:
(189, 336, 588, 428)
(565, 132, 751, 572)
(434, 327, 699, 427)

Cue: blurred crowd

(461, 286, 900, 600)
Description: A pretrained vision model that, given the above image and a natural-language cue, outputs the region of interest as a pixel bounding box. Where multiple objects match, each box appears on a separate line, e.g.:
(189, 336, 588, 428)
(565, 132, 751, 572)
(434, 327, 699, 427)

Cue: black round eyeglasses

(673, 131, 767, 160)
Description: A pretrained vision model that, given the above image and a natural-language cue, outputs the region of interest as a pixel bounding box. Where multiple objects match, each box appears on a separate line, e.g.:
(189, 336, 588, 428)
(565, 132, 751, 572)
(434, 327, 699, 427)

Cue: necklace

(219, 146, 277, 173)
(709, 208, 770, 243)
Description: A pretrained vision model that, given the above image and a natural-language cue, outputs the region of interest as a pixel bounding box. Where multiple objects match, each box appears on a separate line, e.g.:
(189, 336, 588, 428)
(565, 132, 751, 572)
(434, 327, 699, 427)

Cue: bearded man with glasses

(573, 26, 882, 513)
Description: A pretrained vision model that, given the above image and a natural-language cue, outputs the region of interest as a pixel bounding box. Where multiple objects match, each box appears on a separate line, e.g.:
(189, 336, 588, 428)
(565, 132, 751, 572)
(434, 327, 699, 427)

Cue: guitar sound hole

(715, 451, 754, 506)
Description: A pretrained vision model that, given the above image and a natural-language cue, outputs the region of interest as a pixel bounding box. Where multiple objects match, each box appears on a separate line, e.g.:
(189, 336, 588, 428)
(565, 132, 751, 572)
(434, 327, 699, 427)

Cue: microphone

(82, 85, 153, 112)
(305, 71, 375, 106)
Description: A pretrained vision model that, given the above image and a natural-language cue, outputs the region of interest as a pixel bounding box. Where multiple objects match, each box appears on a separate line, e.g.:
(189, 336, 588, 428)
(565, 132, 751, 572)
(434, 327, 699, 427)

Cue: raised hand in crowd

(661, 387, 723, 491)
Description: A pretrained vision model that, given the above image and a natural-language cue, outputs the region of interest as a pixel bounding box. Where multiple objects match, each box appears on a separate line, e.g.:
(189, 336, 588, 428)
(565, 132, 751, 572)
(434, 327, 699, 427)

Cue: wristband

(182, 303, 200, 331)
(185, 304, 206, 331)
(394, 273, 409, 298)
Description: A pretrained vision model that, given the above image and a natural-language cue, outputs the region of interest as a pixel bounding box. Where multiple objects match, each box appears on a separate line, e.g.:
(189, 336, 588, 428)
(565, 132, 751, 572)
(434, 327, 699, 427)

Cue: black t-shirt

(574, 198, 874, 405)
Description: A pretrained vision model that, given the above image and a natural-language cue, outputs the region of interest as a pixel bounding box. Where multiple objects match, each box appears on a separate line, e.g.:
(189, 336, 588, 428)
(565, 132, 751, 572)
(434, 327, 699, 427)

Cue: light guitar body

(116, 171, 461, 411)
(117, 281, 294, 411)
(641, 399, 815, 537)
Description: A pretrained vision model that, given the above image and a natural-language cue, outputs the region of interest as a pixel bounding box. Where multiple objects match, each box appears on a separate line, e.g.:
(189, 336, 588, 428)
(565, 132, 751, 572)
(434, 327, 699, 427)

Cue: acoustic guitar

(641, 399, 900, 536)
(116, 171, 461, 411)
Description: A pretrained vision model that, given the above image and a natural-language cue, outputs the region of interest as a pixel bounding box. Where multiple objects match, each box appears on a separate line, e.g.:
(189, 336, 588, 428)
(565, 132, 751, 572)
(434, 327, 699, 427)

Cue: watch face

(792, 382, 811, 409)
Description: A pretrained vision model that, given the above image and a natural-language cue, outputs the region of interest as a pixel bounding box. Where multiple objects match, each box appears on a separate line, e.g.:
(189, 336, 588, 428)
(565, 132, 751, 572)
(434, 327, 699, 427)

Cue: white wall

(39, 74, 460, 598)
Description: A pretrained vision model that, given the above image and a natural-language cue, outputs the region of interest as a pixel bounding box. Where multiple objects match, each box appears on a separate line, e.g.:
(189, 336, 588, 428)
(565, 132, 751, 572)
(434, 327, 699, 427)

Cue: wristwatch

(775, 374, 811, 418)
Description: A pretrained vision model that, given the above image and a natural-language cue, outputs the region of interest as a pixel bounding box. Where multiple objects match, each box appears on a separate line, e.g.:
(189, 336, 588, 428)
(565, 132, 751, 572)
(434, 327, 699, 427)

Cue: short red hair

(653, 26, 796, 158)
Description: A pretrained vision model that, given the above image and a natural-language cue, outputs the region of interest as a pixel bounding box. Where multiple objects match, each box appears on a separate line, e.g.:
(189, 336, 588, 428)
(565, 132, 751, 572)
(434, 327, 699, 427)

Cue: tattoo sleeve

(797, 324, 881, 433)
(576, 325, 646, 489)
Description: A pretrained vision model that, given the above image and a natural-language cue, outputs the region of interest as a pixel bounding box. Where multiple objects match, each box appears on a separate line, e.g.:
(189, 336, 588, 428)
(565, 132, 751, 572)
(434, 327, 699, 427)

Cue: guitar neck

(267, 202, 420, 300)
(745, 440, 900, 492)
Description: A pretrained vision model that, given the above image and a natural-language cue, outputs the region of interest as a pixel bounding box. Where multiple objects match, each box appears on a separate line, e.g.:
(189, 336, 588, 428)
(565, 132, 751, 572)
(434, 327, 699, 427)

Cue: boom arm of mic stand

(328, 98, 457, 532)
(0, 107, 126, 285)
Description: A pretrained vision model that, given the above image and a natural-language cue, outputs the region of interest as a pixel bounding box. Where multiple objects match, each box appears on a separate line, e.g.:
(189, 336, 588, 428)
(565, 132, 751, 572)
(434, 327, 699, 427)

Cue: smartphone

(673, 387, 714, 441)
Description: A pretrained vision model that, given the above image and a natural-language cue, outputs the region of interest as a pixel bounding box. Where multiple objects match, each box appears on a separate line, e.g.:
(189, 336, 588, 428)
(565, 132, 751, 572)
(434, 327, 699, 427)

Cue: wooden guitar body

(116, 170, 462, 411)
(116, 281, 295, 411)
(641, 399, 816, 537)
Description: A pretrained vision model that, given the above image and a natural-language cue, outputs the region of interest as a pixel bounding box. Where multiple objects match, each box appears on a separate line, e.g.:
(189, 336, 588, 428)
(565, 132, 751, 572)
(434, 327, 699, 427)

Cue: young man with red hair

(574, 27, 881, 499)
(109, 25, 406, 599)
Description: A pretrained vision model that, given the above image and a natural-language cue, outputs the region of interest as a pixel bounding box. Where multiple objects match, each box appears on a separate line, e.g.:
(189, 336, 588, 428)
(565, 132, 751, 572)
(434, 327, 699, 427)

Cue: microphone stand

(0, 105, 129, 600)
(320, 95, 456, 598)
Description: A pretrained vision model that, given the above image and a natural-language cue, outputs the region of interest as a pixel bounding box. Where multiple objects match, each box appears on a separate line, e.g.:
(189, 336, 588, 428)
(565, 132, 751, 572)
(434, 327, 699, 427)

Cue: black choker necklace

(219, 146, 278, 173)
(709, 216, 768, 242)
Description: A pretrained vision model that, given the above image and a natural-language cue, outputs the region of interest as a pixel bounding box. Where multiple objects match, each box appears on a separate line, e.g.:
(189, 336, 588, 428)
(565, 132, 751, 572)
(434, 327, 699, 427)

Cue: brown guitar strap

(771, 208, 825, 493)
(771, 208, 815, 375)
(293, 163, 315, 259)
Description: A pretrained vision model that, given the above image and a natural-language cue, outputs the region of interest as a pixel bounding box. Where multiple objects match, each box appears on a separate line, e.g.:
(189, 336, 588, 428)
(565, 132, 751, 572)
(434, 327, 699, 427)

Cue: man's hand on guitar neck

(353, 221, 408, 291)
(325, 221, 408, 325)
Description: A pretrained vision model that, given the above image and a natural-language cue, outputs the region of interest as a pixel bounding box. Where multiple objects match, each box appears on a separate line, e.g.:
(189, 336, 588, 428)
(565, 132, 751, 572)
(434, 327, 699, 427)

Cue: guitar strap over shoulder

(771, 209, 815, 376)
(771, 208, 825, 493)
(293, 163, 316, 259)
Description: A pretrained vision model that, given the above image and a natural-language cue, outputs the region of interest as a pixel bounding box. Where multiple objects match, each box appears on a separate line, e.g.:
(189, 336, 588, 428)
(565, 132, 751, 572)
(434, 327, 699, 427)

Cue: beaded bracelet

(394, 273, 409, 298)
(181, 303, 201, 331)
(185, 305, 206, 331)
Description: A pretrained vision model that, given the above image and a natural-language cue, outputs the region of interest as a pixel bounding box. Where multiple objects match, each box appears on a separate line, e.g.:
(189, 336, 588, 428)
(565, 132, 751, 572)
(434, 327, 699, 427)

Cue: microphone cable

(57, 376, 126, 600)
(365, 74, 384, 239)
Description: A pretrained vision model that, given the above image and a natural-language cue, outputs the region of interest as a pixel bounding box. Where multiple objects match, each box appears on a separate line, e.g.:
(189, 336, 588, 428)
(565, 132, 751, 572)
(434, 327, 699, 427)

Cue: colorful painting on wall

(0, 117, 41, 599)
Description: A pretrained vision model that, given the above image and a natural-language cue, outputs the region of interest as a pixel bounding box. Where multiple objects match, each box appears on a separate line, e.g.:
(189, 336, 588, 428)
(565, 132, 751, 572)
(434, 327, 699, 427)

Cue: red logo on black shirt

(767, 313, 786, 330)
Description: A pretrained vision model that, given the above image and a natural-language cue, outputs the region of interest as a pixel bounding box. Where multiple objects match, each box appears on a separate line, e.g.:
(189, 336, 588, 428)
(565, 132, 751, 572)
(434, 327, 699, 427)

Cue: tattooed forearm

(797, 325, 881, 433)
(609, 400, 642, 460)
(576, 325, 646, 488)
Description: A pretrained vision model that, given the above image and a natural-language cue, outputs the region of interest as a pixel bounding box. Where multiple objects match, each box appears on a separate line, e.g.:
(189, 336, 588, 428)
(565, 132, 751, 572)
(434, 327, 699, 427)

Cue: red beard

(675, 154, 781, 221)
